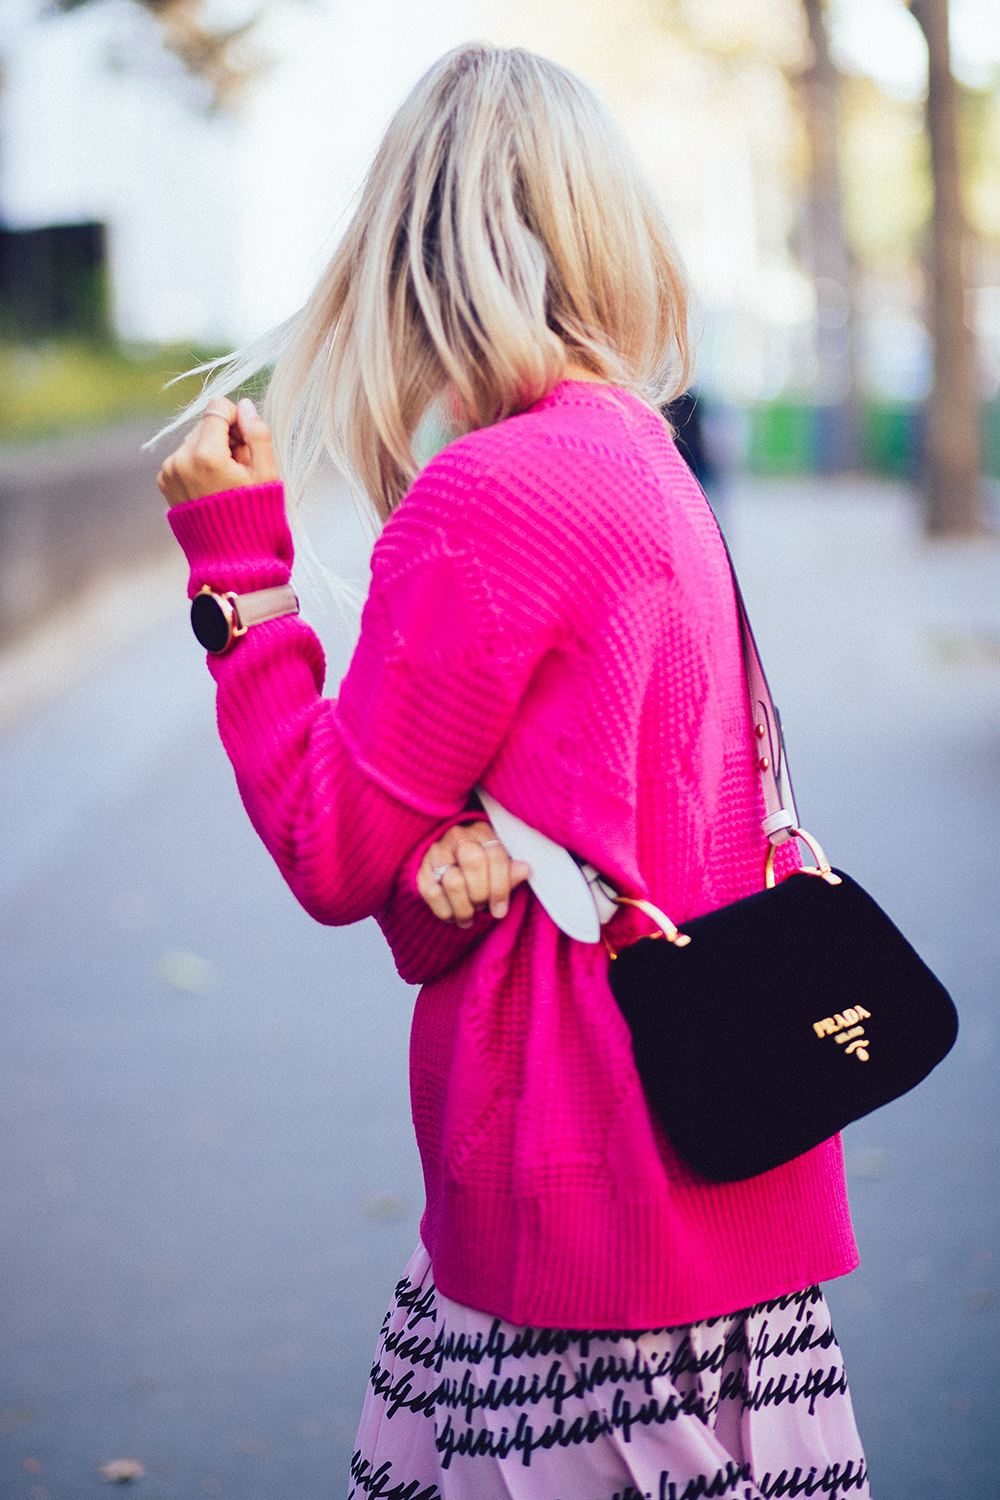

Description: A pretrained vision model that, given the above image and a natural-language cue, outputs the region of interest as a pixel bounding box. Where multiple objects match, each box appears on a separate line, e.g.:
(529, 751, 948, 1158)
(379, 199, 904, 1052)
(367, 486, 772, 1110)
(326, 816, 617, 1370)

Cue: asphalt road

(1, 475, 998, 1500)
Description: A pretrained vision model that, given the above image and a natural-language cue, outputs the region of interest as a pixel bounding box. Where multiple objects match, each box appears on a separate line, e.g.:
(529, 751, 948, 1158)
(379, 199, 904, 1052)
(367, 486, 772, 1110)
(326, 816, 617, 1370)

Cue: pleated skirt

(350, 1243, 870, 1500)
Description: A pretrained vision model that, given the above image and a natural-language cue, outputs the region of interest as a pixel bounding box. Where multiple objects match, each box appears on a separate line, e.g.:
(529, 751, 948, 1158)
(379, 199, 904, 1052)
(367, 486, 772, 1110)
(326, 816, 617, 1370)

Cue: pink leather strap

(232, 583, 299, 630)
(717, 534, 800, 846)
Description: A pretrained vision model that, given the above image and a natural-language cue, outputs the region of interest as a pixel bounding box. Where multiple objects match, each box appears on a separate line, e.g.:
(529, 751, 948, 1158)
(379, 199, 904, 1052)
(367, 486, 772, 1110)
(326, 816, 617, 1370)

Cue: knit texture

(168, 381, 858, 1329)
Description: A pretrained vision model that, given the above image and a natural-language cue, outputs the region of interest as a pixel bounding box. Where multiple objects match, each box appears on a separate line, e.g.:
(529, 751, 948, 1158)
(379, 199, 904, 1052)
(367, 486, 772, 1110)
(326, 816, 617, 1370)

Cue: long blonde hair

(171, 44, 690, 525)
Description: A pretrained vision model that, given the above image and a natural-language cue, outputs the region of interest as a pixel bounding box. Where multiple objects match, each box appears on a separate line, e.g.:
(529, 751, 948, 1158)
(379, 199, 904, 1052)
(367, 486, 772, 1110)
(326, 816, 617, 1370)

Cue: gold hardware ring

(765, 828, 842, 889)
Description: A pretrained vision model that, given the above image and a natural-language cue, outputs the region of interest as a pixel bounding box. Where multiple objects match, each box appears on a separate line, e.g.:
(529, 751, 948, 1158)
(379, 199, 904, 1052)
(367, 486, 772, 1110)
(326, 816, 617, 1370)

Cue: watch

(190, 583, 299, 655)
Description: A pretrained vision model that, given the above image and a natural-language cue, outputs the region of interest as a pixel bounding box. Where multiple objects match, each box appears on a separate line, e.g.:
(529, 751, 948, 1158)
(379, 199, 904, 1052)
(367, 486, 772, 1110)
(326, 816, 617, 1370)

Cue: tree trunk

(910, 0, 984, 534)
(799, 0, 859, 469)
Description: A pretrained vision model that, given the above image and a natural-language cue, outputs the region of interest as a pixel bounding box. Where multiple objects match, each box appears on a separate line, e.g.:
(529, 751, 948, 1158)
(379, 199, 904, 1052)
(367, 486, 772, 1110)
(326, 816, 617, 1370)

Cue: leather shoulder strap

(715, 529, 799, 845)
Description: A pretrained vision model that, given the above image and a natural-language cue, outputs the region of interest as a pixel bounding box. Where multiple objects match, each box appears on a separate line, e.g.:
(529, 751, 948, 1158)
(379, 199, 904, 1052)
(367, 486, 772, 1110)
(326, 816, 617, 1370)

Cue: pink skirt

(350, 1243, 870, 1500)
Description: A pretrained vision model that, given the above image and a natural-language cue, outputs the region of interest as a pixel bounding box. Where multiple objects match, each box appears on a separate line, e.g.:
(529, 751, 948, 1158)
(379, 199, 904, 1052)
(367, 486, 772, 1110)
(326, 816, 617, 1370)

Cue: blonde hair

(170, 44, 690, 525)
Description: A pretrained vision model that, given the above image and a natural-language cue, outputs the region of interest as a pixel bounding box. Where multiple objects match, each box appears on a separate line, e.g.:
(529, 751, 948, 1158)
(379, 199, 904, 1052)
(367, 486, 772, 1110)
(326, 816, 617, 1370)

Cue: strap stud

(756, 723, 766, 738)
(759, 755, 771, 771)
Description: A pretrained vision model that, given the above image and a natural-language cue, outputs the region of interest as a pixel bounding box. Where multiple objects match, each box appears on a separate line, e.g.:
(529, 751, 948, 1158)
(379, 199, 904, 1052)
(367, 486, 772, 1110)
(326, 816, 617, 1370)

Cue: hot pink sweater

(168, 380, 858, 1329)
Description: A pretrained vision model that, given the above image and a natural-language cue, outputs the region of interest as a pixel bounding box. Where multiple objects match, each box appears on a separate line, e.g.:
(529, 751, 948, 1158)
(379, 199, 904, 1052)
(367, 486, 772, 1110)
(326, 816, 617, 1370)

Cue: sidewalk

(1, 474, 997, 1500)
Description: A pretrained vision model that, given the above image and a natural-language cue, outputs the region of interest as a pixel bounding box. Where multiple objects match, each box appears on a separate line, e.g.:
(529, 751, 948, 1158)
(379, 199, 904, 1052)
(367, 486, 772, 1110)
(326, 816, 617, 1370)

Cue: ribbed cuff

(167, 482, 293, 599)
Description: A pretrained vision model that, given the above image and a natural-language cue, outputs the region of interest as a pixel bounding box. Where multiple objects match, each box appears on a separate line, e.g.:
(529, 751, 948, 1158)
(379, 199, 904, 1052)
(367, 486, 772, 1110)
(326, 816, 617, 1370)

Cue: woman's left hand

(417, 821, 531, 929)
(157, 396, 280, 506)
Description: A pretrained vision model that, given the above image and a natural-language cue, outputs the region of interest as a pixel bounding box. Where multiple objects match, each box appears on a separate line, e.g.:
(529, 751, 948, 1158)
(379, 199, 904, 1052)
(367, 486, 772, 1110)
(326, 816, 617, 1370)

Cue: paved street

(1, 475, 998, 1500)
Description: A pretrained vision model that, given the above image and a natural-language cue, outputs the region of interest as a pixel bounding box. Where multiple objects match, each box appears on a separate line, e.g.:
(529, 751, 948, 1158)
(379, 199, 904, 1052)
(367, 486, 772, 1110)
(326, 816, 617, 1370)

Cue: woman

(158, 44, 869, 1500)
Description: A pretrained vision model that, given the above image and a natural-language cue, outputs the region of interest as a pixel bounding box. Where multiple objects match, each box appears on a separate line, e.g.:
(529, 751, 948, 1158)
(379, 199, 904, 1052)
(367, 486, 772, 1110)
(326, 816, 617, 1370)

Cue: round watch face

(191, 591, 233, 653)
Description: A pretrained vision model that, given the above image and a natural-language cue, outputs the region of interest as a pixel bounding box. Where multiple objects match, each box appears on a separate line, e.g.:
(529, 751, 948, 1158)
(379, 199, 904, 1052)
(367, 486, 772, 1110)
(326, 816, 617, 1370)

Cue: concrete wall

(0, 423, 170, 648)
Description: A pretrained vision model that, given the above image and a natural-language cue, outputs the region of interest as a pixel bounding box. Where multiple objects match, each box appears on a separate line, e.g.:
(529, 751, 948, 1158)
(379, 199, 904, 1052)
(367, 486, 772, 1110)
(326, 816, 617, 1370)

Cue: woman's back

(342, 379, 774, 926)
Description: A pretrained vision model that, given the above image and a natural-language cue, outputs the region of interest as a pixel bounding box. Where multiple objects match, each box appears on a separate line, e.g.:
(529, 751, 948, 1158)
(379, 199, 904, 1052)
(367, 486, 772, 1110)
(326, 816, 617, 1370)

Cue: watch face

(191, 591, 232, 653)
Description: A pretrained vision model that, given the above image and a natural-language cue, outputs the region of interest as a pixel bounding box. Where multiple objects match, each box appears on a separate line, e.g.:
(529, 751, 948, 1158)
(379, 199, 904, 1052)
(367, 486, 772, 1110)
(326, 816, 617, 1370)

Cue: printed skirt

(350, 1243, 870, 1500)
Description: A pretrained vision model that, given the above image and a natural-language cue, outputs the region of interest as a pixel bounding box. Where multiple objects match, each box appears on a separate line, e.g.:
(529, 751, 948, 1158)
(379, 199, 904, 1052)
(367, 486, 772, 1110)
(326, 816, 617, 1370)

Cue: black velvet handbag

(601, 551, 959, 1184)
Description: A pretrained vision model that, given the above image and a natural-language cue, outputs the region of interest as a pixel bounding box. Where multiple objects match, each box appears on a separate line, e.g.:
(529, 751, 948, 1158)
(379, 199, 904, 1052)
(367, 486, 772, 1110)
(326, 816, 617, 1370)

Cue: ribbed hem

(424, 1139, 859, 1330)
(167, 482, 293, 598)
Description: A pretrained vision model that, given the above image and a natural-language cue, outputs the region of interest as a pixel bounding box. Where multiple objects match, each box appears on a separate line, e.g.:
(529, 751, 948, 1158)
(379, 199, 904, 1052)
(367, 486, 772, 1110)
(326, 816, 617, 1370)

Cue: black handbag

(602, 546, 958, 1183)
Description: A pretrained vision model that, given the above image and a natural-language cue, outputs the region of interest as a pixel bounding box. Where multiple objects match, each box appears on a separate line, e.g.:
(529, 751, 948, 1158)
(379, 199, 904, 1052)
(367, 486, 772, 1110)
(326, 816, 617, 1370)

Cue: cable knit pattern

(168, 381, 857, 1329)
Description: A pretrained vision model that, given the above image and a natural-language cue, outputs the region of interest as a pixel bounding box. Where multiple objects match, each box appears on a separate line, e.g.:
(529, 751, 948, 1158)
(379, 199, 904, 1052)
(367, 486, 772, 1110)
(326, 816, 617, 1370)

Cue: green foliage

(0, 340, 227, 445)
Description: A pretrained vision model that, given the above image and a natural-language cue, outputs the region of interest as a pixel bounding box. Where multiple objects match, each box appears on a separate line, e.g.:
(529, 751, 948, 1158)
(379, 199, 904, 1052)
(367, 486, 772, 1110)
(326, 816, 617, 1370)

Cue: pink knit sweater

(168, 380, 858, 1329)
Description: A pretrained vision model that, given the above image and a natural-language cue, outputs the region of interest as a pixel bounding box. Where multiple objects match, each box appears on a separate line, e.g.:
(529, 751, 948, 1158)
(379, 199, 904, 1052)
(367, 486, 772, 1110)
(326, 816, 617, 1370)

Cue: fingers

(157, 427, 202, 504)
(415, 822, 533, 927)
(439, 859, 479, 929)
(156, 457, 185, 504)
(193, 397, 240, 467)
(425, 833, 489, 927)
(196, 398, 239, 457)
(156, 397, 279, 505)
(455, 835, 493, 912)
(416, 839, 462, 923)
(235, 397, 280, 484)
(202, 396, 239, 426)
(460, 835, 524, 919)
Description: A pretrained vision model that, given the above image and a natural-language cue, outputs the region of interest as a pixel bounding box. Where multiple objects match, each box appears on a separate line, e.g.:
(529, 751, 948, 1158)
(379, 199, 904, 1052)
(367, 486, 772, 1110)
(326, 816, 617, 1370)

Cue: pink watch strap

(232, 583, 299, 629)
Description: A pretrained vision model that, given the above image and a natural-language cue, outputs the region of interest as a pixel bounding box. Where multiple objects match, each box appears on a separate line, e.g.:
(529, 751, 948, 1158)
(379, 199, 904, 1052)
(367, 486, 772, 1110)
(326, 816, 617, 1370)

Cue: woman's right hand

(416, 822, 531, 928)
(157, 396, 279, 505)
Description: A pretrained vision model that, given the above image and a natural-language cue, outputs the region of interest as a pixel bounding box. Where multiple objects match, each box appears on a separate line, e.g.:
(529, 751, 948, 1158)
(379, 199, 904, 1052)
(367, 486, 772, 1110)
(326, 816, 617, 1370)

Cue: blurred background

(1, 2, 998, 1498)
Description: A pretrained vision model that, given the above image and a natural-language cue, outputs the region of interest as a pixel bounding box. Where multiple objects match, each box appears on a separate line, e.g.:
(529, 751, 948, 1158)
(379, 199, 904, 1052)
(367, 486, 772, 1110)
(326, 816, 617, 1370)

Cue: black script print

(351, 1245, 870, 1499)
(349, 1447, 441, 1500)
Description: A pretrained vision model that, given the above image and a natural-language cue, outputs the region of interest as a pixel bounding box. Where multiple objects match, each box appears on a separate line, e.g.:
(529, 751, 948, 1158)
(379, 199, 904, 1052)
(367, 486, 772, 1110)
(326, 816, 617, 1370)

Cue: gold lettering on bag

(812, 1006, 872, 1061)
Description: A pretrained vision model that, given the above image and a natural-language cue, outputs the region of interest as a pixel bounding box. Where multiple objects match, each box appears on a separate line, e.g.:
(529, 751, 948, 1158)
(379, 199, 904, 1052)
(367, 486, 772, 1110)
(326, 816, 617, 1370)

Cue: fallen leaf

(257, 1340, 304, 1372)
(157, 950, 218, 995)
(844, 1148, 892, 1180)
(0, 1408, 37, 1435)
(362, 1194, 409, 1221)
(98, 1458, 146, 1483)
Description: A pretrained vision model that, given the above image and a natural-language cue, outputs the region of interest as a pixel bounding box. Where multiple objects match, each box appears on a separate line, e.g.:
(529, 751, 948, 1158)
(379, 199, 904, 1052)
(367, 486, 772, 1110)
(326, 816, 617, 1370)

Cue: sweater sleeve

(168, 477, 559, 938)
(168, 484, 438, 924)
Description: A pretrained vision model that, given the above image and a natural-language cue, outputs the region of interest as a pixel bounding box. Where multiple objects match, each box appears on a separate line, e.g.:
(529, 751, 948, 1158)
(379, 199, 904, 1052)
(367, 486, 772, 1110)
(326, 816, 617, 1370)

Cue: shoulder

(374, 383, 694, 585)
(420, 381, 680, 512)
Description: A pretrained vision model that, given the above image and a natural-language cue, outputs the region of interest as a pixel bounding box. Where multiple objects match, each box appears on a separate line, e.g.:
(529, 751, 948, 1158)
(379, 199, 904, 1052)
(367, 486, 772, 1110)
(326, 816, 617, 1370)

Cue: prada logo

(813, 1006, 871, 1062)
